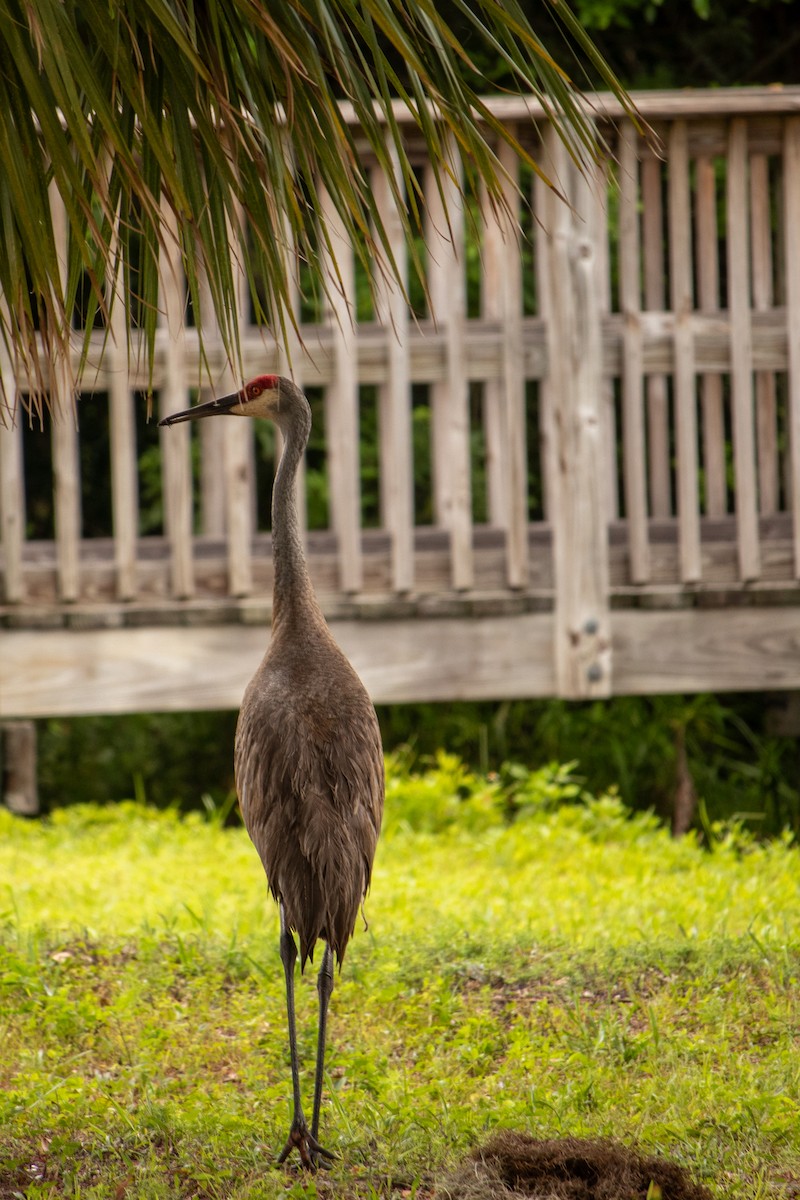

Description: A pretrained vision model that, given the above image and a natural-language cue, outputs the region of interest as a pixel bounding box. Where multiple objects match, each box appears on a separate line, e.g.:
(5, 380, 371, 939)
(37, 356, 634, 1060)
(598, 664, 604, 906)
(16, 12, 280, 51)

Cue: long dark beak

(159, 391, 243, 427)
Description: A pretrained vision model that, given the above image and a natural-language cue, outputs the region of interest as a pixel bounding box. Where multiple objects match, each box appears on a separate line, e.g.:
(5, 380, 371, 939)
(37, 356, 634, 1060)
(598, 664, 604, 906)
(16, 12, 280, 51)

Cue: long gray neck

(271, 404, 323, 632)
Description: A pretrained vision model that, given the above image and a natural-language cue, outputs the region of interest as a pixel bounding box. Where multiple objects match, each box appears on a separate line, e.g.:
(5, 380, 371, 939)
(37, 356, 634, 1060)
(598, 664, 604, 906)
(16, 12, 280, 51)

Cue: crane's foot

(277, 1119, 336, 1171)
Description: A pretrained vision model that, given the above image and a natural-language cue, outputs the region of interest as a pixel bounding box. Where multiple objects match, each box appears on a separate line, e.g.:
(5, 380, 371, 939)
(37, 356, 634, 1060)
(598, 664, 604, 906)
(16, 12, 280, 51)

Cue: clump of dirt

(438, 1130, 713, 1200)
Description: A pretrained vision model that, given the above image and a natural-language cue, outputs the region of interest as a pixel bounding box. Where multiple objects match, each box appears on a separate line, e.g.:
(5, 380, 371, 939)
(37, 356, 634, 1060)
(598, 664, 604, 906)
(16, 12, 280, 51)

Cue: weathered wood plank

(726, 119, 760, 580)
(372, 143, 415, 593)
(276, 204, 308, 546)
(158, 202, 195, 599)
(750, 152, 779, 515)
(593, 153, 619, 524)
(106, 226, 139, 601)
(668, 120, 702, 582)
(0, 614, 558, 714)
(480, 135, 528, 588)
(1, 720, 38, 814)
(618, 120, 650, 583)
(785, 116, 800, 577)
(0, 366, 24, 603)
(49, 185, 81, 603)
(541, 124, 611, 697)
(641, 152, 672, 519)
(533, 170, 557, 523)
(199, 229, 253, 599)
(4, 603, 800, 718)
(695, 155, 727, 517)
(425, 145, 473, 590)
(320, 183, 363, 594)
(612, 606, 800, 693)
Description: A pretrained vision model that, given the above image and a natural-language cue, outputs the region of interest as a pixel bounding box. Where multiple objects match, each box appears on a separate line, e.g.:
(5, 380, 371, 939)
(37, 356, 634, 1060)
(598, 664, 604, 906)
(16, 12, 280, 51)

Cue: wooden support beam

(3, 606, 800, 718)
(618, 119, 650, 584)
(726, 118, 760, 582)
(481, 133, 528, 589)
(320, 183, 363, 594)
(425, 144, 473, 591)
(158, 202, 195, 599)
(540, 124, 612, 698)
(668, 120, 702, 583)
(372, 140, 415, 594)
(783, 116, 800, 578)
(1, 721, 38, 815)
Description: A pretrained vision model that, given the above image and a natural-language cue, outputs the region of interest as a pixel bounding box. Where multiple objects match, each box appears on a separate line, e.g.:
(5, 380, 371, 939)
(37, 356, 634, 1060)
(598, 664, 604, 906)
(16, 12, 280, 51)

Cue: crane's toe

(277, 1120, 336, 1171)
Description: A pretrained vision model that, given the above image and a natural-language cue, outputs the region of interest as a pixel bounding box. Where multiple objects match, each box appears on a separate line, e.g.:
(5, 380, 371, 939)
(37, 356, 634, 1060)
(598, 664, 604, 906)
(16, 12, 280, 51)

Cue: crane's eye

(247, 384, 263, 399)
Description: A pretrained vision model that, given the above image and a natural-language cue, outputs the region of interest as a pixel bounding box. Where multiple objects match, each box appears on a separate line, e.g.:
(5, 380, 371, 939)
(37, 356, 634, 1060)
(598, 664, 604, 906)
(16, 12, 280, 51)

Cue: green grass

(1, 762, 800, 1198)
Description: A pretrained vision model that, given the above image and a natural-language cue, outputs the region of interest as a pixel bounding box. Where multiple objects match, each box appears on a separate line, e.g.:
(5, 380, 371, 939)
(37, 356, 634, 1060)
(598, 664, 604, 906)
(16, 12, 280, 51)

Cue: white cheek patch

(235, 393, 279, 419)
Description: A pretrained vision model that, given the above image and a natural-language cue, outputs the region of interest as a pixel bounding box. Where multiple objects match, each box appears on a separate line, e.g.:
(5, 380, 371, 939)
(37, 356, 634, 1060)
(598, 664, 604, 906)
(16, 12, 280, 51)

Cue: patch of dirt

(438, 1131, 713, 1200)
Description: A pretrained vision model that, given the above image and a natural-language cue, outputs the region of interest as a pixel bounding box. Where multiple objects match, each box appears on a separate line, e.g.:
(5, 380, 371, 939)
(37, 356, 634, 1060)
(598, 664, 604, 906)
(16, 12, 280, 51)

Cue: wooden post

(158, 201, 195, 599)
(319, 184, 362, 595)
(105, 199, 139, 602)
(49, 184, 81, 603)
(641, 151, 672, 519)
(618, 119, 651, 584)
(372, 141, 415, 594)
(2, 721, 38, 815)
(481, 133, 528, 589)
(540, 124, 612, 699)
(668, 120, 702, 583)
(783, 116, 800, 578)
(0, 371, 24, 603)
(750, 152, 779, 515)
(199, 217, 253, 599)
(695, 156, 727, 519)
(727, 118, 760, 582)
(425, 143, 474, 591)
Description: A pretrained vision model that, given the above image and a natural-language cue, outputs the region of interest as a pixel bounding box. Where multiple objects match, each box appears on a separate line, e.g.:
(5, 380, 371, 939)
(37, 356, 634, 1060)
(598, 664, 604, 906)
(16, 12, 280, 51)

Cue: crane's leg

(311, 942, 334, 1141)
(276, 905, 334, 1171)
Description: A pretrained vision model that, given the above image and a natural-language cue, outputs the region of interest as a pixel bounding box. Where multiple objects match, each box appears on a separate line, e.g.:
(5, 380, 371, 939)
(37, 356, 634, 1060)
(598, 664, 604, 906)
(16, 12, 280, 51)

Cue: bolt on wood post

(2, 721, 39, 816)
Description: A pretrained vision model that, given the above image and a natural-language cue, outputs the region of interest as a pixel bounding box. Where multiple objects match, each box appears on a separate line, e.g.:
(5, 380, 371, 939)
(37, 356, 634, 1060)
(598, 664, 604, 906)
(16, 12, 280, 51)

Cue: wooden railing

(2, 87, 800, 715)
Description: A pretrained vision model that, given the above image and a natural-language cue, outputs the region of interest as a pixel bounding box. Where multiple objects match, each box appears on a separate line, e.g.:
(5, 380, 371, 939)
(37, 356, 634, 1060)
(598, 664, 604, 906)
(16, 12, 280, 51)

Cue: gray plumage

(235, 609, 383, 969)
(159, 374, 384, 1169)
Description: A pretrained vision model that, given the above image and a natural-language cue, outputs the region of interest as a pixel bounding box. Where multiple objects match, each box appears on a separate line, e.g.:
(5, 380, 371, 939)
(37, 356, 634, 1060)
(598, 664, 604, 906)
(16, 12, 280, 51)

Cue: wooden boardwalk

(2, 87, 800, 716)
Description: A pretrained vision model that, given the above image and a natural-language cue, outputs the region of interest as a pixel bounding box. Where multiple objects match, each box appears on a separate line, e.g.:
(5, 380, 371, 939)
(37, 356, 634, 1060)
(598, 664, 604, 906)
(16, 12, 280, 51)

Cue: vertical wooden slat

(49, 184, 80, 602)
(534, 168, 557, 523)
(158, 202, 195, 599)
(541, 123, 611, 698)
(695, 156, 727, 517)
(668, 120, 701, 582)
(199, 221, 252, 598)
(106, 214, 139, 601)
(783, 116, 800, 577)
(425, 146, 473, 591)
(726, 119, 760, 581)
(197, 339, 226, 538)
(0, 335, 24, 602)
(480, 134, 528, 588)
(372, 143, 414, 593)
(320, 183, 362, 594)
(750, 152, 779, 515)
(593, 154, 619, 523)
(618, 120, 650, 584)
(276, 199, 308, 544)
(642, 151, 672, 518)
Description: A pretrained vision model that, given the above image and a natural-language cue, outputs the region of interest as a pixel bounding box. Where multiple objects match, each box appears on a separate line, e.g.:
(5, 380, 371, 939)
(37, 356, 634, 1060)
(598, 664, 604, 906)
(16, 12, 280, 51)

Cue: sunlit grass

(1, 762, 800, 1197)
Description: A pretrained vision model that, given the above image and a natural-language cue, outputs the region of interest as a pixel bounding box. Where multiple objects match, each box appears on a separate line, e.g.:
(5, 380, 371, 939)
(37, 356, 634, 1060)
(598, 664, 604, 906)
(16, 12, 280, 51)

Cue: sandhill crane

(160, 375, 384, 1169)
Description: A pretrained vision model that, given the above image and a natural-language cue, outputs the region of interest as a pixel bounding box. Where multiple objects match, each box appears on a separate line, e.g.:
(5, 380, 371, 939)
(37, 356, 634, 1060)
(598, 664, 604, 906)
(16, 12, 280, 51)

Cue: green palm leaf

(0, 0, 638, 413)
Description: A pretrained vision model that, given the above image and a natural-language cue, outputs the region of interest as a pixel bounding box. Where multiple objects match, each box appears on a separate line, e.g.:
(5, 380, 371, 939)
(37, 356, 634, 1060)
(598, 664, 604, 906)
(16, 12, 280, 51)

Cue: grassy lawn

(1, 760, 799, 1198)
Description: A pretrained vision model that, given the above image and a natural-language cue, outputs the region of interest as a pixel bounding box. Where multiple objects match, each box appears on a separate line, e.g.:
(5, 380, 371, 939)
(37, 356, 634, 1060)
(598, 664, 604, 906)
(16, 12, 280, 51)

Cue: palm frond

(0, 0, 638, 415)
